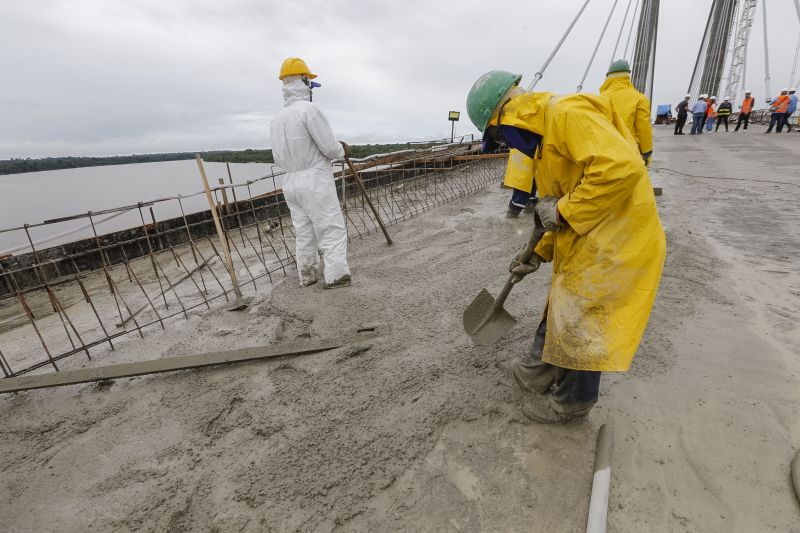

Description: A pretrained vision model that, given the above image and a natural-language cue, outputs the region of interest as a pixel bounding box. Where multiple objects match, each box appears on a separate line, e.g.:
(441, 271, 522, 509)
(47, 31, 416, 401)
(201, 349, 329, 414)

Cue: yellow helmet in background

(279, 58, 317, 80)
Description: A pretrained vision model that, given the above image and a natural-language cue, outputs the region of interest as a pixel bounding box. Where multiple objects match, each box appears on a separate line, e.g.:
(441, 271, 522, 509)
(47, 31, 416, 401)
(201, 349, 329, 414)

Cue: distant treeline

(0, 143, 434, 176)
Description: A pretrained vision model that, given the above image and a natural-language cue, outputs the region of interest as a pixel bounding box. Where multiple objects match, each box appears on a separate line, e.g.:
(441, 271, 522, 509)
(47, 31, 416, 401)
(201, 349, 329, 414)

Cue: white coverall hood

(270, 79, 349, 286)
(282, 76, 312, 106)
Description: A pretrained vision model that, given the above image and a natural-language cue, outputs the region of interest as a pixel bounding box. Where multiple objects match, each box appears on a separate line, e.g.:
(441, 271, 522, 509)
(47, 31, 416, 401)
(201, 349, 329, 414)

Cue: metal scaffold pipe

(579, 0, 620, 92)
(527, 0, 592, 91)
(762, 0, 771, 99)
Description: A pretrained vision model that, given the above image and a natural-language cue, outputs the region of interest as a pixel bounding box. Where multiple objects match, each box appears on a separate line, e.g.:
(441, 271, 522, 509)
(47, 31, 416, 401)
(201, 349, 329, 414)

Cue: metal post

(763, 0, 772, 100)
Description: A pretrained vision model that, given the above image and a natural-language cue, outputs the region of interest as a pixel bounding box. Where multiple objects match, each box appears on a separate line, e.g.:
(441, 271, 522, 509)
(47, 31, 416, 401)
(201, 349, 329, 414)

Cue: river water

(0, 160, 284, 254)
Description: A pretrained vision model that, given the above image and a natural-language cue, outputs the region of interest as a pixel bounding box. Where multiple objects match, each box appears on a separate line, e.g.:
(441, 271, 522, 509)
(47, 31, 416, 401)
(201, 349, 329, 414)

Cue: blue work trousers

(690, 113, 705, 134)
(508, 182, 538, 215)
(766, 112, 784, 133)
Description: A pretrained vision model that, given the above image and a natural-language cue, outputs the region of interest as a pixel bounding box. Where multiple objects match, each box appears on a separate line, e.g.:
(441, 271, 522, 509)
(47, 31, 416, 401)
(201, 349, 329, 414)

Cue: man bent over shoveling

(466, 71, 666, 423)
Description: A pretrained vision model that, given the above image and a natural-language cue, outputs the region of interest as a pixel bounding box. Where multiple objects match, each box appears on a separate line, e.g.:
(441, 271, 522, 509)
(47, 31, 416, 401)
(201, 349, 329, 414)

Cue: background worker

(690, 95, 707, 135)
(783, 88, 797, 132)
(735, 90, 755, 131)
(599, 59, 653, 164)
(674, 94, 691, 135)
(705, 96, 717, 132)
(765, 88, 791, 133)
(715, 96, 732, 132)
(503, 149, 538, 218)
(466, 71, 666, 424)
(269, 58, 352, 289)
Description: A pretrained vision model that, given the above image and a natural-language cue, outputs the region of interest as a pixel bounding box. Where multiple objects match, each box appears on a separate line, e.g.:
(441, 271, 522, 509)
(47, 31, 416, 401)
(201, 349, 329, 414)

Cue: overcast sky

(1, 0, 799, 159)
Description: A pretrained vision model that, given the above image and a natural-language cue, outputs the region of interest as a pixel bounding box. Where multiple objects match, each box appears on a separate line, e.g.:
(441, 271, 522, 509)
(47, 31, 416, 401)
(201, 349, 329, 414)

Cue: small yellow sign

(448, 111, 460, 121)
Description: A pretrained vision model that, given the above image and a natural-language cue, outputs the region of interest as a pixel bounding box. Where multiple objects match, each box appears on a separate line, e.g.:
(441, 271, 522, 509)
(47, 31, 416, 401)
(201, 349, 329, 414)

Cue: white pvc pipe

(763, 0, 772, 99)
(586, 423, 614, 533)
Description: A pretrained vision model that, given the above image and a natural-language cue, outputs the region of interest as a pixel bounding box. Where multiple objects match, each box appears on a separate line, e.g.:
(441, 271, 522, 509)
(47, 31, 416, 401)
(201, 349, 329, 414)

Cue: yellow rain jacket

(599, 74, 653, 158)
(494, 92, 665, 372)
(503, 149, 536, 191)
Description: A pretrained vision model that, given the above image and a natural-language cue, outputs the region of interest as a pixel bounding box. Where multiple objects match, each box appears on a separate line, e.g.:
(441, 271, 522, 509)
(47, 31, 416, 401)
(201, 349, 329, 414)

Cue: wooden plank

(0, 329, 380, 393)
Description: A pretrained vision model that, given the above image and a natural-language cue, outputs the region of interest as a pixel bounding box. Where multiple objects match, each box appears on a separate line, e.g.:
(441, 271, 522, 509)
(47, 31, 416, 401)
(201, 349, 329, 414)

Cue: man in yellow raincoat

(599, 59, 653, 165)
(466, 71, 666, 423)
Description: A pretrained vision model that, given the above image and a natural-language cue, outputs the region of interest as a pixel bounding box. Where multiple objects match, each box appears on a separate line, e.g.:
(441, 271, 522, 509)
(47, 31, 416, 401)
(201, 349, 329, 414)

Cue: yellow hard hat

(279, 58, 317, 80)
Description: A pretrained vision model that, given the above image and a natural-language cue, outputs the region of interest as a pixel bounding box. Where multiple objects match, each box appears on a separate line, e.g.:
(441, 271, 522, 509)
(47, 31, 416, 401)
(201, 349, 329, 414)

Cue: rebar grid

(0, 144, 505, 377)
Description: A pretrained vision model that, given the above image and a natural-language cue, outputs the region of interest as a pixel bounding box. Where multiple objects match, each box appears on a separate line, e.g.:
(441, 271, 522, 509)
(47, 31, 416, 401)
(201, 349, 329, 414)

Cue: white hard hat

(791, 88, 797, 92)
(723, 96, 730, 100)
(685, 93, 691, 98)
(745, 89, 751, 93)
(700, 93, 707, 98)
(710, 95, 717, 100)
(780, 87, 788, 92)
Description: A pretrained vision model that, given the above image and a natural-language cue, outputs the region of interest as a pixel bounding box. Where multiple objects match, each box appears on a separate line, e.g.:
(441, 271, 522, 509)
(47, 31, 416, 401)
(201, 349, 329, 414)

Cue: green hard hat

(607, 59, 631, 74)
(466, 70, 522, 132)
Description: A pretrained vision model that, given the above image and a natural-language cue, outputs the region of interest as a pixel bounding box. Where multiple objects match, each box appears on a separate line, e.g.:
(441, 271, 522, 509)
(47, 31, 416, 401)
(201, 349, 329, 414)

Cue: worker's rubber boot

(521, 392, 591, 424)
(300, 266, 318, 287)
(323, 274, 351, 289)
(495, 361, 553, 394)
(506, 208, 521, 219)
(523, 199, 538, 214)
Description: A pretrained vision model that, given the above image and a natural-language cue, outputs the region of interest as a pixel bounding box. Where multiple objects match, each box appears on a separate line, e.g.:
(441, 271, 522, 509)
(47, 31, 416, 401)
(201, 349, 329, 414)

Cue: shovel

(463, 216, 547, 345)
(195, 154, 250, 311)
(343, 154, 393, 245)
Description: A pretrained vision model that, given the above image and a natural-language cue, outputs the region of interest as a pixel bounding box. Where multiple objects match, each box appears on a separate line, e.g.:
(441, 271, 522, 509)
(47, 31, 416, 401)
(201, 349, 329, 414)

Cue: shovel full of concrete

(463, 217, 547, 345)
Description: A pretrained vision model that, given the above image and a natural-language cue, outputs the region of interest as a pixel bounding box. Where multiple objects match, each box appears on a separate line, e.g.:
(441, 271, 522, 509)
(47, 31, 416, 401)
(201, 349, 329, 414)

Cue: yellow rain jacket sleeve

(502, 149, 536, 192)
(599, 75, 653, 157)
(500, 92, 666, 372)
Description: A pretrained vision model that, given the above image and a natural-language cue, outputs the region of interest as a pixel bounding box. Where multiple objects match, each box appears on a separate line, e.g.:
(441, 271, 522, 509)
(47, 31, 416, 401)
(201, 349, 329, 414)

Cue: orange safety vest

(741, 96, 754, 113)
(770, 94, 790, 113)
(706, 104, 717, 118)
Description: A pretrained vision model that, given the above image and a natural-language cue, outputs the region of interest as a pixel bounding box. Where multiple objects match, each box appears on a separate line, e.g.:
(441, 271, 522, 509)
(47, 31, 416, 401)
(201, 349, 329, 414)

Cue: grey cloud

(1, 0, 798, 158)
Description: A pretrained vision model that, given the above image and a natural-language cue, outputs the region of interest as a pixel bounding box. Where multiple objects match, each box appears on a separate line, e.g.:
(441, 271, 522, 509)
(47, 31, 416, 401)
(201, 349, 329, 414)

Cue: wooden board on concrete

(0, 328, 380, 394)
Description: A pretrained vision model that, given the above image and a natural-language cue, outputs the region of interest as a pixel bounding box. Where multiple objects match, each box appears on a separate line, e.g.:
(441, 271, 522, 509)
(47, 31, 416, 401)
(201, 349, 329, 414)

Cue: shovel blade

(462, 288, 517, 345)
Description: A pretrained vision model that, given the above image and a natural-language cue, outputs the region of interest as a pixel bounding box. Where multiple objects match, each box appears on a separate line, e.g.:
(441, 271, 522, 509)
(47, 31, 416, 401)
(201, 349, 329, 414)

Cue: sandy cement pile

(1, 128, 799, 531)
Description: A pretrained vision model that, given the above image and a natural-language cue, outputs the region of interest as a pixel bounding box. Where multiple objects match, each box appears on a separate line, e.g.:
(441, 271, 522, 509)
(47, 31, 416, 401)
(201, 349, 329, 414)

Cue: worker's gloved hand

(340, 141, 351, 158)
(535, 196, 561, 231)
(509, 252, 541, 283)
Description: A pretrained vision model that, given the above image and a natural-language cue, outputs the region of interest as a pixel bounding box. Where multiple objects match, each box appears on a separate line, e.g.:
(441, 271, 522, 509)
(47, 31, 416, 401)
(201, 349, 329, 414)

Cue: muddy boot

(323, 274, 351, 289)
(495, 361, 541, 392)
(506, 208, 521, 219)
(521, 393, 591, 424)
(523, 198, 538, 214)
(300, 266, 318, 287)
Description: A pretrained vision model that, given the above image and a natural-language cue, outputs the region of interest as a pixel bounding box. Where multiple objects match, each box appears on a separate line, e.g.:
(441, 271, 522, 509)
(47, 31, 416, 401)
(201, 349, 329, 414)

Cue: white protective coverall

(269, 76, 350, 285)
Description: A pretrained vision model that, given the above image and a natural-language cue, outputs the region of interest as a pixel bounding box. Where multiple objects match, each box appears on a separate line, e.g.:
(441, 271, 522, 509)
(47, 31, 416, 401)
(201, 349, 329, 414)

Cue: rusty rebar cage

(0, 142, 506, 377)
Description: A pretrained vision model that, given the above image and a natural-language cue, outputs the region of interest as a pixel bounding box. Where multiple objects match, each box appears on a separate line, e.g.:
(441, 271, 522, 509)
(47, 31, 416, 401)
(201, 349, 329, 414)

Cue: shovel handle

(493, 218, 547, 310)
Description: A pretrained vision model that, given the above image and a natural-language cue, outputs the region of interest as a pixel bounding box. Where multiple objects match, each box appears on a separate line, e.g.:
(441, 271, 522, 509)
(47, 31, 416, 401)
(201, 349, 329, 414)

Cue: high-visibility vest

(707, 104, 717, 118)
(741, 97, 754, 113)
(770, 95, 790, 113)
